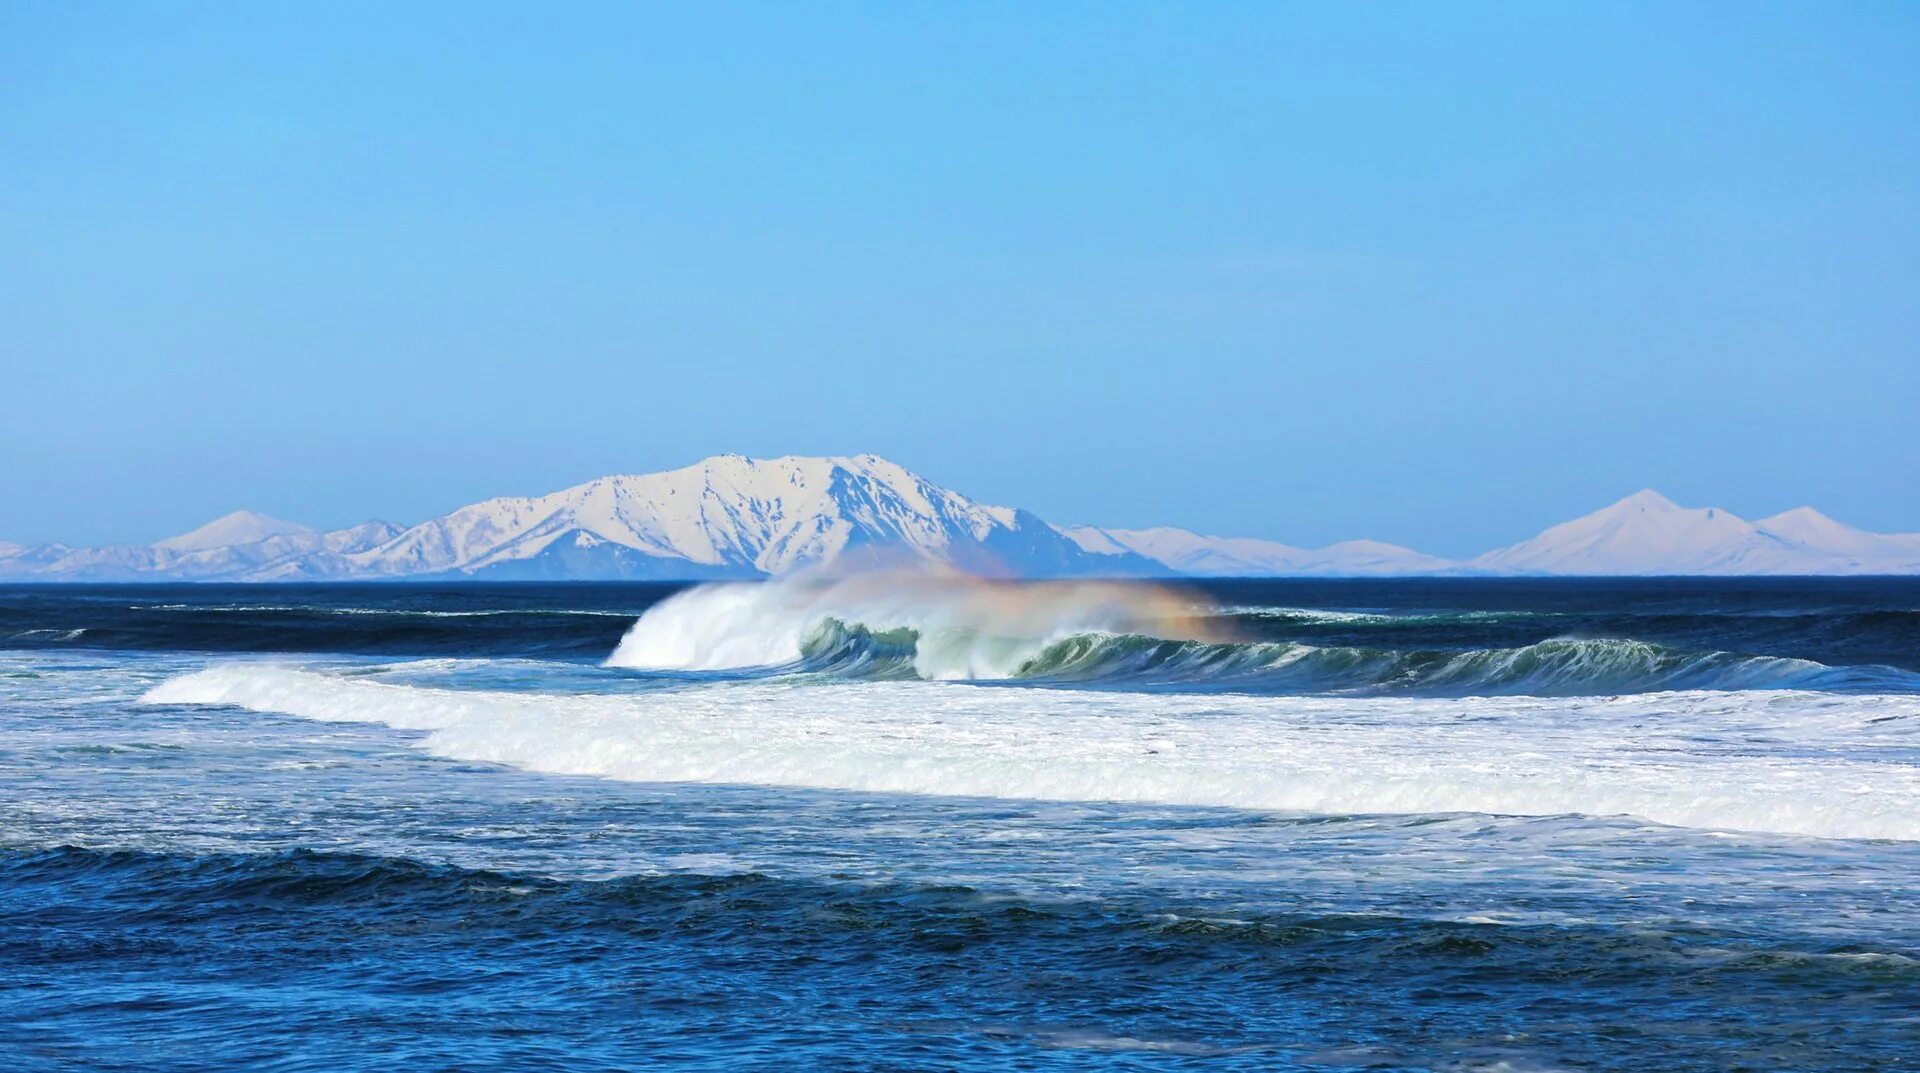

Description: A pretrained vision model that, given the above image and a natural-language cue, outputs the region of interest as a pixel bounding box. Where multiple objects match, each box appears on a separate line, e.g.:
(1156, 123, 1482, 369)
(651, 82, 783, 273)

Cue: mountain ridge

(329, 454, 1150, 581)
(2, 458, 1915, 580)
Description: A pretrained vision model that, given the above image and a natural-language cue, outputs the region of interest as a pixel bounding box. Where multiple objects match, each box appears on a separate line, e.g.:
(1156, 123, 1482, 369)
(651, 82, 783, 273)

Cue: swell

(1233, 606, 1920, 628)
(0, 604, 630, 659)
(1220, 607, 1920, 676)
(11, 842, 1915, 982)
(10, 843, 1914, 1073)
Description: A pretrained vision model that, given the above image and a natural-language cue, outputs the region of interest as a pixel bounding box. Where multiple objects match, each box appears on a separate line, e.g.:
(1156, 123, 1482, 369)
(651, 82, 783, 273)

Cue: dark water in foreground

(2, 578, 1918, 1070)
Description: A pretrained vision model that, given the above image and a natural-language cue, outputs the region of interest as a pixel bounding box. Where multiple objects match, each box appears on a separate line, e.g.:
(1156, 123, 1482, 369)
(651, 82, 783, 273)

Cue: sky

(3, 3, 1916, 556)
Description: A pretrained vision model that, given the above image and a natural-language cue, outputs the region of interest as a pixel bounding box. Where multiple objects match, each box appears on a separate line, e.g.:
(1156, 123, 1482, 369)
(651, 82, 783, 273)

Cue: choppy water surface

(3, 578, 1918, 1071)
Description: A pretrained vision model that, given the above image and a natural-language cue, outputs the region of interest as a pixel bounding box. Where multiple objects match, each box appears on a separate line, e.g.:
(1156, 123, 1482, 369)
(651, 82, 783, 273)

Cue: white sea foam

(11, 628, 87, 641)
(144, 663, 1920, 841)
(1219, 606, 1401, 623)
(1222, 606, 1535, 624)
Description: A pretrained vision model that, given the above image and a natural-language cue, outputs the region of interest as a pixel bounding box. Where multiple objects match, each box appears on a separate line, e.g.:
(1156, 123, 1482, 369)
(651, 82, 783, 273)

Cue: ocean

(3, 576, 1917, 1071)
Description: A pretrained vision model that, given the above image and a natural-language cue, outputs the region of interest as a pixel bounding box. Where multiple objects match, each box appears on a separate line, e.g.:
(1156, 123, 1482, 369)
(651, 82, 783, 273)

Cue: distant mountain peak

(1609, 489, 1682, 512)
(1473, 487, 1920, 575)
(1757, 506, 1841, 534)
(1752, 506, 1920, 565)
(155, 510, 316, 553)
(1058, 525, 1461, 577)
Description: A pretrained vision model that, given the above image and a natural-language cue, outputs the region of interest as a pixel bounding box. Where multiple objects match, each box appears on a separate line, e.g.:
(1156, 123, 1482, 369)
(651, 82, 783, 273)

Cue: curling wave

(605, 570, 1219, 680)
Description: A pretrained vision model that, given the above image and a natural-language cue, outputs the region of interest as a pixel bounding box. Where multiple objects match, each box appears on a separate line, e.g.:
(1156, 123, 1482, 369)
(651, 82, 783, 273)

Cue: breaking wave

(608, 574, 1917, 696)
(605, 570, 1219, 681)
(805, 625, 1917, 695)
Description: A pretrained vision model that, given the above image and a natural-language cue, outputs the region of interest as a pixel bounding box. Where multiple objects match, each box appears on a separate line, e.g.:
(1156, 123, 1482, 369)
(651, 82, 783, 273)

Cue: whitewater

(148, 663, 1920, 842)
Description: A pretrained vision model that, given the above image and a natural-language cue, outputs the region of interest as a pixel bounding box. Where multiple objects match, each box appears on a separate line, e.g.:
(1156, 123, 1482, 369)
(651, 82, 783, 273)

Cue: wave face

(811, 628, 1916, 695)
(143, 662, 1920, 841)
(604, 573, 1920, 696)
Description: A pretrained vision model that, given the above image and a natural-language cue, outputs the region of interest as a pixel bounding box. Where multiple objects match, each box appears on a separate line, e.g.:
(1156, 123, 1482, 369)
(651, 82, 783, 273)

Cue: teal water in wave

(3, 579, 1918, 1071)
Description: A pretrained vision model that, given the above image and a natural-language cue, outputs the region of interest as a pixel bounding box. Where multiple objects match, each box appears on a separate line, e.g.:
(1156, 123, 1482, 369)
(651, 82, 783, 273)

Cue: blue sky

(4, 3, 1915, 555)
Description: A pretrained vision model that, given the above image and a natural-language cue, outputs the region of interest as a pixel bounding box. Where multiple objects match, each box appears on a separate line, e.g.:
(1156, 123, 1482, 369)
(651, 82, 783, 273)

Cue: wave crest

(606, 573, 1913, 695)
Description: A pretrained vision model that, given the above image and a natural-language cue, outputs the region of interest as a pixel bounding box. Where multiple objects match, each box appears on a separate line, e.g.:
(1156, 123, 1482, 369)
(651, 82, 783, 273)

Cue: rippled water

(3, 578, 1918, 1071)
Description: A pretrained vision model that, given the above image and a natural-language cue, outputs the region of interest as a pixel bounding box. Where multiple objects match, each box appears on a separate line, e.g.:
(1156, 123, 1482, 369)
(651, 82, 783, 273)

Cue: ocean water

(3, 576, 1918, 1072)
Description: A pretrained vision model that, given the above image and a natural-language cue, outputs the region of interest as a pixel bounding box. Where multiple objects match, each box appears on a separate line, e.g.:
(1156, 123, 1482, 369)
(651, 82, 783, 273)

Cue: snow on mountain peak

(1476, 490, 1920, 575)
(1609, 489, 1683, 513)
(1752, 507, 1920, 567)
(155, 510, 316, 553)
(1474, 488, 1760, 575)
(1756, 507, 1847, 542)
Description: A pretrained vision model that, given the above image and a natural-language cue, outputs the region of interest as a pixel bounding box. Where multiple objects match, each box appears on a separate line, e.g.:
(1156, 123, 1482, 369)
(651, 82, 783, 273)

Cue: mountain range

(3, 454, 1916, 581)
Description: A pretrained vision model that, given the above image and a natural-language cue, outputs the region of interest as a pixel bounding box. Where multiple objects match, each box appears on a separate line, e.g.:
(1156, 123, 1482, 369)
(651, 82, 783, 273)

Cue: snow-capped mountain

(2, 461, 1916, 580)
(1475, 491, 1920, 575)
(338, 454, 1142, 580)
(1061, 526, 1464, 576)
(1752, 507, 1920, 573)
(154, 510, 315, 553)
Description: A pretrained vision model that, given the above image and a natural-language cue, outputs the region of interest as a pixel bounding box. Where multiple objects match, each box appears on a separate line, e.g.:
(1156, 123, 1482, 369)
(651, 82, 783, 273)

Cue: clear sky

(4, 3, 1916, 555)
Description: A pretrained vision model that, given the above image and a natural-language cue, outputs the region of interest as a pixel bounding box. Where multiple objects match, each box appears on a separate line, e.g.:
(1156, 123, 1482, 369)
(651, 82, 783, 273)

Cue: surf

(143, 662, 1920, 841)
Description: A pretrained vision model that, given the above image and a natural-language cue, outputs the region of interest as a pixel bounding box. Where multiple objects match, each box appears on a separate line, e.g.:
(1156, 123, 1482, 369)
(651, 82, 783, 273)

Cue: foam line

(146, 664, 1920, 841)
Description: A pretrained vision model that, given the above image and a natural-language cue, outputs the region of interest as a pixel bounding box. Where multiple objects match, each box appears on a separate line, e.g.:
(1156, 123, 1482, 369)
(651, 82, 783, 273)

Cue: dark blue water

(3, 579, 1918, 1071)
